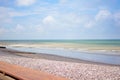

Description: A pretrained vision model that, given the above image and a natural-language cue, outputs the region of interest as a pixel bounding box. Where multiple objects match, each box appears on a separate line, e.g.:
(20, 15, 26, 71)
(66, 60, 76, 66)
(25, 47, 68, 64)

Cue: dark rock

(0, 46, 6, 48)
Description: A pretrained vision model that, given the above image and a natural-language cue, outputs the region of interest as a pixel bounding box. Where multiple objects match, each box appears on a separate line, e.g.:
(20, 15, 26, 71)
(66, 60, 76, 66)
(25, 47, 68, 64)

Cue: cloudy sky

(0, 0, 120, 40)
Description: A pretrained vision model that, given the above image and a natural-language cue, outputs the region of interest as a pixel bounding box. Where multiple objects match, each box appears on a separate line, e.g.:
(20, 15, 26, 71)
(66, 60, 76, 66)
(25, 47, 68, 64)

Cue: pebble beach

(0, 48, 120, 80)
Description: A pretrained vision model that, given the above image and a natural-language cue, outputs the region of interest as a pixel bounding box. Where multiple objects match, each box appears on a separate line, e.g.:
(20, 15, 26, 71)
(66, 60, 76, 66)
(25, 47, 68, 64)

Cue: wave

(0, 41, 119, 55)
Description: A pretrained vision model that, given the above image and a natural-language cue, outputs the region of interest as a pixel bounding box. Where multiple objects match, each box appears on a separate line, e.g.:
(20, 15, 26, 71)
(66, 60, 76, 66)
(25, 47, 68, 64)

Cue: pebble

(0, 54, 120, 80)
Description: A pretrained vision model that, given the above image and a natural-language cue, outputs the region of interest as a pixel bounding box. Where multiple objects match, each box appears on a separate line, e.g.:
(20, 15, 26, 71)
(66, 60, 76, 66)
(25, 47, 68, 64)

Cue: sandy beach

(0, 48, 120, 80)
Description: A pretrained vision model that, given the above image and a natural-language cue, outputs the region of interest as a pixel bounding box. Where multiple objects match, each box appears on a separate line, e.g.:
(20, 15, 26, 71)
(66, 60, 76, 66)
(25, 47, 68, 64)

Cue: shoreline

(1, 48, 119, 66)
(5, 47, 120, 66)
(0, 48, 120, 80)
(0, 48, 95, 63)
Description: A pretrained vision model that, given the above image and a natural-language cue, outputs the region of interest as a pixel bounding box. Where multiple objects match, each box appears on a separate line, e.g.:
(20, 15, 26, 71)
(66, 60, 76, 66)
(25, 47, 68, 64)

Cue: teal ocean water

(0, 39, 120, 46)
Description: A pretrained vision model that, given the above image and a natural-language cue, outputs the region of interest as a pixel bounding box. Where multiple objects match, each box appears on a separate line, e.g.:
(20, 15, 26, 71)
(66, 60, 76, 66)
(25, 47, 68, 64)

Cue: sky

(0, 0, 120, 40)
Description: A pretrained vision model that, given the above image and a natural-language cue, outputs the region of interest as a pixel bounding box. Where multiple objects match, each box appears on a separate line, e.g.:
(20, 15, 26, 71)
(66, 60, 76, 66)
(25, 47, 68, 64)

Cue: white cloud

(41, 14, 80, 30)
(0, 28, 7, 34)
(0, 6, 41, 25)
(54, 13, 85, 28)
(16, 24, 24, 31)
(61, 13, 81, 24)
(59, 0, 68, 4)
(35, 25, 44, 33)
(9, 11, 39, 17)
(85, 9, 120, 28)
(16, 0, 36, 6)
(85, 21, 95, 28)
(95, 9, 111, 21)
(12, 24, 25, 33)
(41, 13, 89, 30)
(0, 7, 12, 24)
(42, 16, 56, 25)
(114, 12, 120, 26)
(85, 9, 112, 28)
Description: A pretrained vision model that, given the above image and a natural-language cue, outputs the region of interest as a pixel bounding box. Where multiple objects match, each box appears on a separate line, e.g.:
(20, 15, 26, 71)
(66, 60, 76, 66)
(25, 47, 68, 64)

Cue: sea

(0, 40, 120, 65)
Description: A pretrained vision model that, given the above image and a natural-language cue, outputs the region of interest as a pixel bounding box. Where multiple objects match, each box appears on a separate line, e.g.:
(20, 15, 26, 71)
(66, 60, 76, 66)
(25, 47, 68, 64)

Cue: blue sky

(0, 0, 120, 40)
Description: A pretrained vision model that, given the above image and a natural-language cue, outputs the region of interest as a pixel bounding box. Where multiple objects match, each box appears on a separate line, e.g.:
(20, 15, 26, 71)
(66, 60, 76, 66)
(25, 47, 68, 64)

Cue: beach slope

(0, 48, 120, 80)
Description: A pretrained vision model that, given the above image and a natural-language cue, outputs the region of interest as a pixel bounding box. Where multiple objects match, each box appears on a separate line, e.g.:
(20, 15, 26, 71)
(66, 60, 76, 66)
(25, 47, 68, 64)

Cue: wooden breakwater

(0, 61, 68, 80)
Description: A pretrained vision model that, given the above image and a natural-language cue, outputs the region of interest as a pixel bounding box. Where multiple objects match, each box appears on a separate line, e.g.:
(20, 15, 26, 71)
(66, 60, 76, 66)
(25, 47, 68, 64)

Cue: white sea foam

(0, 41, 120, 55)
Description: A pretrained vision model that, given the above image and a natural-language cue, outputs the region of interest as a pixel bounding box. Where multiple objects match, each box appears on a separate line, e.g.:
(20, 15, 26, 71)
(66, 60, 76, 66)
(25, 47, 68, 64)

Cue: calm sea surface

(0, 40, 120, 45)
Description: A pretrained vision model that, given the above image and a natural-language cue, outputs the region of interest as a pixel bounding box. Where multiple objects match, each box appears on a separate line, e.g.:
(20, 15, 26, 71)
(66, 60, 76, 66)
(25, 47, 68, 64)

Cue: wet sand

(0, 48, 120, 80)
(0, 48, 108, 64)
